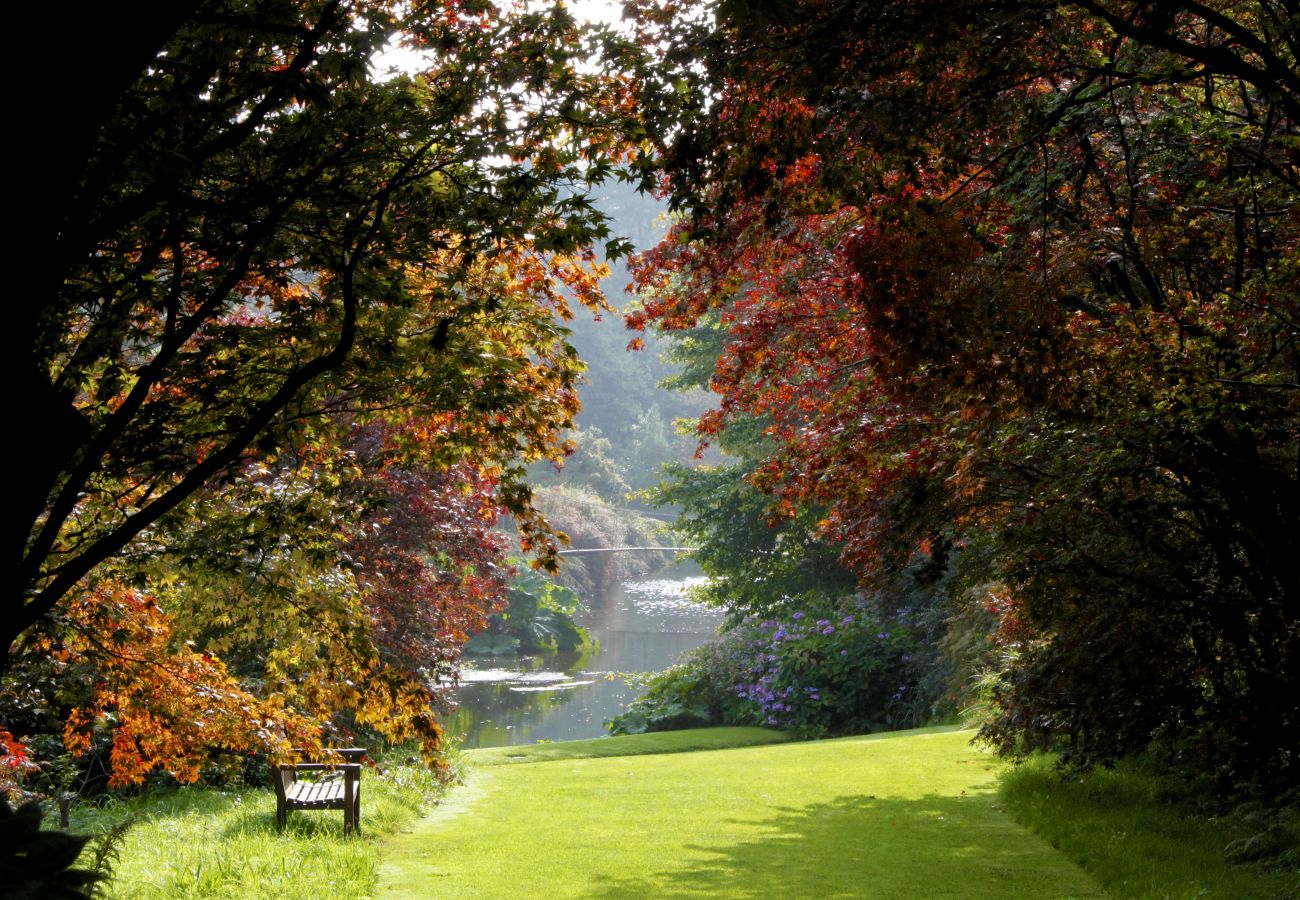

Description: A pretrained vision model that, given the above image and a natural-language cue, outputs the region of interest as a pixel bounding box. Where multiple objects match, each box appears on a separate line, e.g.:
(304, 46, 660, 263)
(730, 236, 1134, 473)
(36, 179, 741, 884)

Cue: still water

(445, 565, 722, 749)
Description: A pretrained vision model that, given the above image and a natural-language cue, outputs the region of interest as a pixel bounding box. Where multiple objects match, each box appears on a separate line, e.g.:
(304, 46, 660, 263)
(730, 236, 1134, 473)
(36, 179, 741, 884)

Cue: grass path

(376, 727, 1104, 898)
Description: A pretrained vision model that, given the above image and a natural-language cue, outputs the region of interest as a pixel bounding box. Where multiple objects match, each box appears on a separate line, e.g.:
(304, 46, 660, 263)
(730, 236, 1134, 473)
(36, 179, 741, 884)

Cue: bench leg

(343, 775, 356, 836)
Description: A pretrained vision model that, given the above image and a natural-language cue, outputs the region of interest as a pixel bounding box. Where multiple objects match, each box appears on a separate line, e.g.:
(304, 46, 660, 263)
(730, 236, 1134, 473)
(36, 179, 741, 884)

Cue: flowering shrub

(610, 601, 930, 739)
(735, 606, 921, 738)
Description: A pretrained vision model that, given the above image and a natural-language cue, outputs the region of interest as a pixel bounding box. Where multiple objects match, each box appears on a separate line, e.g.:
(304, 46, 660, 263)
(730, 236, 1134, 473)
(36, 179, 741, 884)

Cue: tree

(623, 0, 1299, 791)
(646, 314, 859, 621)
(6, 0, 642, 783)
(347, 438, 510, 682)
(13, 0, 630, 667)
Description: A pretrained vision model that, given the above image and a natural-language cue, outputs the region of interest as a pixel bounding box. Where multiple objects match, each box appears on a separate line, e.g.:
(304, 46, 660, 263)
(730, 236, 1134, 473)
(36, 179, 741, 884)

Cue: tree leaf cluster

(8, 0, 644, 787)
(624, 0, 1299, 795)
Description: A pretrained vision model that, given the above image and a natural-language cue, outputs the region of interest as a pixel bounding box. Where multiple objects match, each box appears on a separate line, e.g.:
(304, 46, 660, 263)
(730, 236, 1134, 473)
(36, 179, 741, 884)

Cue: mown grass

(377, 725, 1104, 898)
(72, 728, 1296, 898)
(464, 725, 793, 765)
(67, 757, 443, 899)
(1001, 754, 1300, 899)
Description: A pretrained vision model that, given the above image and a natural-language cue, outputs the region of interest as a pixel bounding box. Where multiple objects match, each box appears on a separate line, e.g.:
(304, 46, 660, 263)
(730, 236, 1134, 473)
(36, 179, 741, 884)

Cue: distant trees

(626, 0, 1298, 793)
(547, 183, 712, 500)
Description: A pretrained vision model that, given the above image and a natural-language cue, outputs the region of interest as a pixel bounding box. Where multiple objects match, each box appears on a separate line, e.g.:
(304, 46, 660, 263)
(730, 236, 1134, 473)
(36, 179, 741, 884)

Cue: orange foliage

(47, 583, 318, 788)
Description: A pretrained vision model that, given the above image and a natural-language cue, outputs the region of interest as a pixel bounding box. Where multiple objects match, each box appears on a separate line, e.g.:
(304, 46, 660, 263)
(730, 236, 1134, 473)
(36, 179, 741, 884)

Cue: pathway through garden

(376, 726, 1105, 898)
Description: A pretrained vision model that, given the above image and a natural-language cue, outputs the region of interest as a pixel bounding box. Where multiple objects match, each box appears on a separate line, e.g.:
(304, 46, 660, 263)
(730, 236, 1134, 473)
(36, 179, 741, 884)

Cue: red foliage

(348, 423, 511, 683)
(0, 731, 38, 802)
(625, 0, 1299, 785)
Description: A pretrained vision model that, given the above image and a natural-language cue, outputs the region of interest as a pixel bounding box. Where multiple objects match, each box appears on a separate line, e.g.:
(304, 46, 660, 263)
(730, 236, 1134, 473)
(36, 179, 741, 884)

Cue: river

(445, 564, 723, 749)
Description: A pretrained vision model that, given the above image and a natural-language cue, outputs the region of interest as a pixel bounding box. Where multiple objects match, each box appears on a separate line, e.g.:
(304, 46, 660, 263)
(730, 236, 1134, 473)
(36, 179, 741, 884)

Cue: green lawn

(66, 725, 1293, 897)
(377, 726, 1104, 898)
(1001, 755, 1300, 899)
(69, 759, 441, 899)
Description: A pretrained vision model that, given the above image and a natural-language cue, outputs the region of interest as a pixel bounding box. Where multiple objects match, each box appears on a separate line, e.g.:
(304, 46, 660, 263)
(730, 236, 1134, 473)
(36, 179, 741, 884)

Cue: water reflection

(446, 567, 721, 749)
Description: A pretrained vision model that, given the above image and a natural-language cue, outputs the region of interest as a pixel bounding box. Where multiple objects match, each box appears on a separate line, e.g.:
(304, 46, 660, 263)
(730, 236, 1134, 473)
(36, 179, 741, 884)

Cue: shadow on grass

(588, 790, 1103, 899)
(222, 806, 359, 840)
(1001, 757, 1300, 899)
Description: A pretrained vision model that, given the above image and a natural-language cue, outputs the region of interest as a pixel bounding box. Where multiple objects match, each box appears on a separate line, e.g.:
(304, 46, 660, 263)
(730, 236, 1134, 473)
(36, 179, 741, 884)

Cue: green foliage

(466, 567, 588, 655)
(607, 667, 714, 735)
(651, 460, 858, 621)
(608, 628, 756, 735)
(1001, 756, 1300, 898)
(647, 313, 858, 620)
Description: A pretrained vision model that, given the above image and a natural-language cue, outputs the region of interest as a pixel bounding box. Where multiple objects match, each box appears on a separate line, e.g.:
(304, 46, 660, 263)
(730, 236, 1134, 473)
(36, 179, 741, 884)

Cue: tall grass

(68, 755, 446, 899)
(1000, 755, 1300, 899)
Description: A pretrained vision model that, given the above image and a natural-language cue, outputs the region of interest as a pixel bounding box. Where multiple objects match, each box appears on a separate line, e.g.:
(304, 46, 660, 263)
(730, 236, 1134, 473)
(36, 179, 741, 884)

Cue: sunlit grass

(76, 729, 1293, 898)
(465, 725, 793, 765)
(70, 757, 442, 899)
(1001, 755, 1300, 899)
(377, 726, 1104, 898)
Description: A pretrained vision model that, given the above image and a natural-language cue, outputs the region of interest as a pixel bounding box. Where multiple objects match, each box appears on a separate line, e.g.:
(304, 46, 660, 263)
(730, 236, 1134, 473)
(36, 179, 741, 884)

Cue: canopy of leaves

(623, 0, 1299, 794)
(646, 315, 858, 620)
(7, 0, 640, 785)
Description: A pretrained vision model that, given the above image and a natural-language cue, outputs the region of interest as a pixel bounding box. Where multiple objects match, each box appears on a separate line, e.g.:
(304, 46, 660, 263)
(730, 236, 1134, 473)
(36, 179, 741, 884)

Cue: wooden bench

(272, 747, 366, 835)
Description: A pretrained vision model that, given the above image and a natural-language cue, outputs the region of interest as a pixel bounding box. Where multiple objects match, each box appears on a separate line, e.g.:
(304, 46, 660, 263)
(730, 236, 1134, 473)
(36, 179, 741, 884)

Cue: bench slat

(286, 781, 344, 805)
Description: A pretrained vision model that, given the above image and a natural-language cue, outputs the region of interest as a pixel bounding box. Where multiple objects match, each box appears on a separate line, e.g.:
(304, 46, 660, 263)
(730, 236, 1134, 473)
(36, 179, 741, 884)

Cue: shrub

(465, 567, 589, 656)
(611, 600, 939, 739)
(608, 629, 756, 734)
(734, 604, 922, 738)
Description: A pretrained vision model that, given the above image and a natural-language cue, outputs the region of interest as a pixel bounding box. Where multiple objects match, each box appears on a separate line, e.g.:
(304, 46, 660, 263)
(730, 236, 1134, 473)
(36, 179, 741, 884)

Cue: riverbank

(447, 566, 722, 748)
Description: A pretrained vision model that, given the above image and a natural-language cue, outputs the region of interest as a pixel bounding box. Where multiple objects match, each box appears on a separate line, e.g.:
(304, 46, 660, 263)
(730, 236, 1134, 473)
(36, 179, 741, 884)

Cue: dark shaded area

(1, 798, 103, 898)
